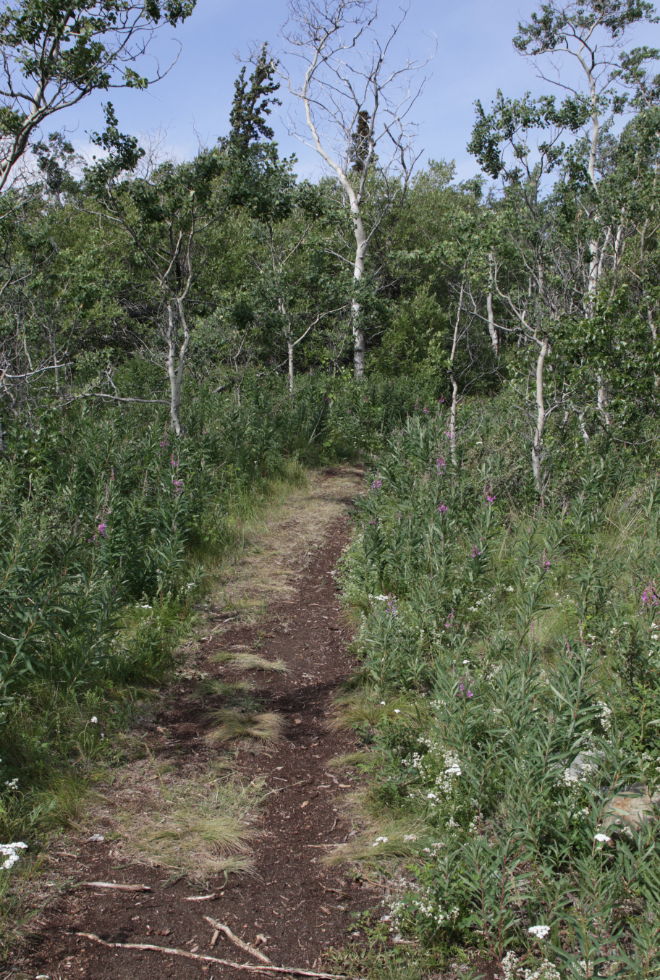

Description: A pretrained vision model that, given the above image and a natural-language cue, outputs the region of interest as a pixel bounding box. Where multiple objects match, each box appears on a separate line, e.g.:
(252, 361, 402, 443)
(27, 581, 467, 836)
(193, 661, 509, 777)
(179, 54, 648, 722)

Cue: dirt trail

(17, 466, 381, 980)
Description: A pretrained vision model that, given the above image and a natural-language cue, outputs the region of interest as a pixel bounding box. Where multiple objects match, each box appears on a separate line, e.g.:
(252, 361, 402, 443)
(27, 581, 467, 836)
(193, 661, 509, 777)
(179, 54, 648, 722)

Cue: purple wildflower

(173, 479, 184, 495)
(642, 581, 659, 607)
(467, 690, 474, 698)
(438, 503, 448, 515)
(97, 522, 108, 538)
(371, 479, 382, 491)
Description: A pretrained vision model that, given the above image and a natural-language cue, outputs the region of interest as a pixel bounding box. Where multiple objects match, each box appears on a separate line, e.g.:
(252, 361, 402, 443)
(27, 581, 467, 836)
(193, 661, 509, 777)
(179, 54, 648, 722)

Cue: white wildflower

(594, 833, 611, 843)
(0, 842, 27, 870)
(528, 925, 551, 939)
(90, 716, 98, 724)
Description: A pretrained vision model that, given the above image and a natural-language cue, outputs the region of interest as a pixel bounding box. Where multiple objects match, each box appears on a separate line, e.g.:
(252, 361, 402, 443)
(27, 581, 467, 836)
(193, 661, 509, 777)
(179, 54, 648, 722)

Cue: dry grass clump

(115, 773, 261, 879)
(197, 676, 254, 697)
(205, 709, 284, 744)
(210, 650, 289, 673)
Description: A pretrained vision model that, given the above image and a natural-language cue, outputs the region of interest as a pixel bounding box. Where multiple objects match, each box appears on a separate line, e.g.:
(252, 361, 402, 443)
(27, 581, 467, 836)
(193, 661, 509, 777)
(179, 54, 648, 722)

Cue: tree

(82, 50, 287, 434)
(280, 0, 431, 379)
(0, 0, 196, 193)
(468, 0, 660, 491)
(83, 106, 225, 434)
(514, 0, 659, 416)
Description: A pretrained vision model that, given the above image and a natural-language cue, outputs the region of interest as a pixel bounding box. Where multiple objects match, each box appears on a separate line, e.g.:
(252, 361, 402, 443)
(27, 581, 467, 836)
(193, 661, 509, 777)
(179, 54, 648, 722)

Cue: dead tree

(280, 0, 432, 379)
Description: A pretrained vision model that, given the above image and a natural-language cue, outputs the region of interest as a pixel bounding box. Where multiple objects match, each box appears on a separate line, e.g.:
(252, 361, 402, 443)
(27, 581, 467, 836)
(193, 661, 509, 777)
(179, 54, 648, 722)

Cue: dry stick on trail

(77, 933, 360, 979)
(76, 881, 151, 892)
(204, 915, 274, 964)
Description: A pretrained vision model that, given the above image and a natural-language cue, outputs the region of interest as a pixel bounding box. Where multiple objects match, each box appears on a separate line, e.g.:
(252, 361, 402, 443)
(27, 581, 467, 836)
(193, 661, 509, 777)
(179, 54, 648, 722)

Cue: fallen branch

(77, 933, 356, 979)
(77, 882, 151, 892)
(64, 393, 169, 406)
(183, 893, 219, 902)
(203, 916, 272, 964)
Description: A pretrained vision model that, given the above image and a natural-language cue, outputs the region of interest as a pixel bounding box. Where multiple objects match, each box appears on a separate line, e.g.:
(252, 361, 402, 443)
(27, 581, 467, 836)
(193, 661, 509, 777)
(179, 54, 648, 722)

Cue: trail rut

(16, 466, 381, 980)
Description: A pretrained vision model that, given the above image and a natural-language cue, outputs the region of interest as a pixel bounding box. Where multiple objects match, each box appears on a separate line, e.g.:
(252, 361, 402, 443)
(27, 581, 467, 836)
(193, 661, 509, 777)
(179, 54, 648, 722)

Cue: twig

(76, 882, 151, 892)
(76, 933, 356, 979)
(203, 916, 272, 964)
(183, 893, 220, 902)
(211, 929, 219, 947)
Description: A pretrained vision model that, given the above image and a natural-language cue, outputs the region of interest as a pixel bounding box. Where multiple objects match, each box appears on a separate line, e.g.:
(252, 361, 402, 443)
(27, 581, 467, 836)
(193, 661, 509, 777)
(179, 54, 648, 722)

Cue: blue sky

(57, 0, 660, 182)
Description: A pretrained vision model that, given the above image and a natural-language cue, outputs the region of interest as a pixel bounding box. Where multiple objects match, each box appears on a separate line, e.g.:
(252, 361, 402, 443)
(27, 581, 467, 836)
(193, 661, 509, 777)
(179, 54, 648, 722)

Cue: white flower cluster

(4, 778, 18, 791)
(388, 891, 458, 931)
(403, 735, 463, 807)
(501, 951, 560, 980)
(0, 842, 27, 870)
(409, 895, 459, 926)
(596, 701, 612, 732)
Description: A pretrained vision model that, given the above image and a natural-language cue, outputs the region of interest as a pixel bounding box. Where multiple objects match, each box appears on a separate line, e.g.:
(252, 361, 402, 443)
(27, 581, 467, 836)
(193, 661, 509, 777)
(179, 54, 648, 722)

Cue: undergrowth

(338, 406, 660, 979)
(0, 371, 433, 855)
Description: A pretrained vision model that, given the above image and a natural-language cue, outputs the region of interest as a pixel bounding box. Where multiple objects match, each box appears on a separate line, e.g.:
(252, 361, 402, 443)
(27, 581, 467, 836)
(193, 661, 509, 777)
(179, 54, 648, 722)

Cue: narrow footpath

(18, 467, 379, 980)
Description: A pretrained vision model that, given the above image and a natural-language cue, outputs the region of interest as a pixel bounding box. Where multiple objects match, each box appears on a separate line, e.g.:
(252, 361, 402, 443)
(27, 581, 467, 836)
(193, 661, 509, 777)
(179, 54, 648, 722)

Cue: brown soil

(13, 466, 387, 980)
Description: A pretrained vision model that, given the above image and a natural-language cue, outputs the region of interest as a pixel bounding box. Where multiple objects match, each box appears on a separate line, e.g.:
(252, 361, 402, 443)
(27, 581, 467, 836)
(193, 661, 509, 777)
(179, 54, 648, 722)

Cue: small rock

(603, 787, 660, 831)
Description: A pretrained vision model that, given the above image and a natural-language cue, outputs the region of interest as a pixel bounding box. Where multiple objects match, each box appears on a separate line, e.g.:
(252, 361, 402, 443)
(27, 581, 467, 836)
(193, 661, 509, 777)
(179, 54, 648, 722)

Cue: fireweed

(339, 412, 660, 977)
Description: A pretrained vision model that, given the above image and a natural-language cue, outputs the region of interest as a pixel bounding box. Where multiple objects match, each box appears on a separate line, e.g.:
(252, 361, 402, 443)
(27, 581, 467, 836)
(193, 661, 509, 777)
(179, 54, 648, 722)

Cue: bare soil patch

(13, 466, 386, 980)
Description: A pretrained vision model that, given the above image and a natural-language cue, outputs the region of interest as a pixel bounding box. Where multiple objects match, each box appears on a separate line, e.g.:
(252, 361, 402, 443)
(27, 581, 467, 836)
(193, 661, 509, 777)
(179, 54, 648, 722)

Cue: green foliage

(340, 407, 660, 976)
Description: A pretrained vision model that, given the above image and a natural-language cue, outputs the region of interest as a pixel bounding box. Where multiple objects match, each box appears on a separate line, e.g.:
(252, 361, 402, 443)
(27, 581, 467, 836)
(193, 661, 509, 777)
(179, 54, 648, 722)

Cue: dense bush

(340, 406, 660, 978)
(0, 372, 441, 838)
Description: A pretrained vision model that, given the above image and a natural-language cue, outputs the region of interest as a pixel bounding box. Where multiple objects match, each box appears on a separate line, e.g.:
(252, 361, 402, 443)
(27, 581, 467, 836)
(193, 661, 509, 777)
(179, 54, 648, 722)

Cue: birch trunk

(532, 335, 549, 496)
(351, 209, 368, 380)
(449, 376, 458, 465)
(164, 299, 191, 437)
(487, 253, 498, 356)
(448, 283, 463, 464)
(288, 341, 294, 394)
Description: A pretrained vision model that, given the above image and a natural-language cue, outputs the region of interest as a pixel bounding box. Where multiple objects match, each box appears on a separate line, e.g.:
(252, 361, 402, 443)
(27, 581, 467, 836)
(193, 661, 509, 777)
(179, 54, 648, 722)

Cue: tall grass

(340, 405, 660, 979)
(0, 371, 437, 847)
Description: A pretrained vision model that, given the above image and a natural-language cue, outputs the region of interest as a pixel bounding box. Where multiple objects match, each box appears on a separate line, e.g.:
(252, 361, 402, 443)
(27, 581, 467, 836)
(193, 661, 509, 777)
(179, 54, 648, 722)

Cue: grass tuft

(205, 709, 284, 744)
(210, 650, 289, 673)
(117, 776, 260, 879)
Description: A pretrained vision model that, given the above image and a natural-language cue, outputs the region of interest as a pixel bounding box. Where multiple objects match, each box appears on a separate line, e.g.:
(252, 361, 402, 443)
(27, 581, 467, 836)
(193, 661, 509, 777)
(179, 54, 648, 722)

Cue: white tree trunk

(448, 283, 463, 464)
(487, 253, 498, 355)
(288, 340, 294, 394)
(532, 336, 549, 496)
(449, 375, 458, 465)
(164, 299, 191, 437)
(351, 208, 368, 380)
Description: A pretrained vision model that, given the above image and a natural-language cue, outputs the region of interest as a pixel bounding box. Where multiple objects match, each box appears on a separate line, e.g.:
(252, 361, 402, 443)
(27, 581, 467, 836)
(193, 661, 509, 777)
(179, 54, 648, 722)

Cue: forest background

(2, 1, 660, 977)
